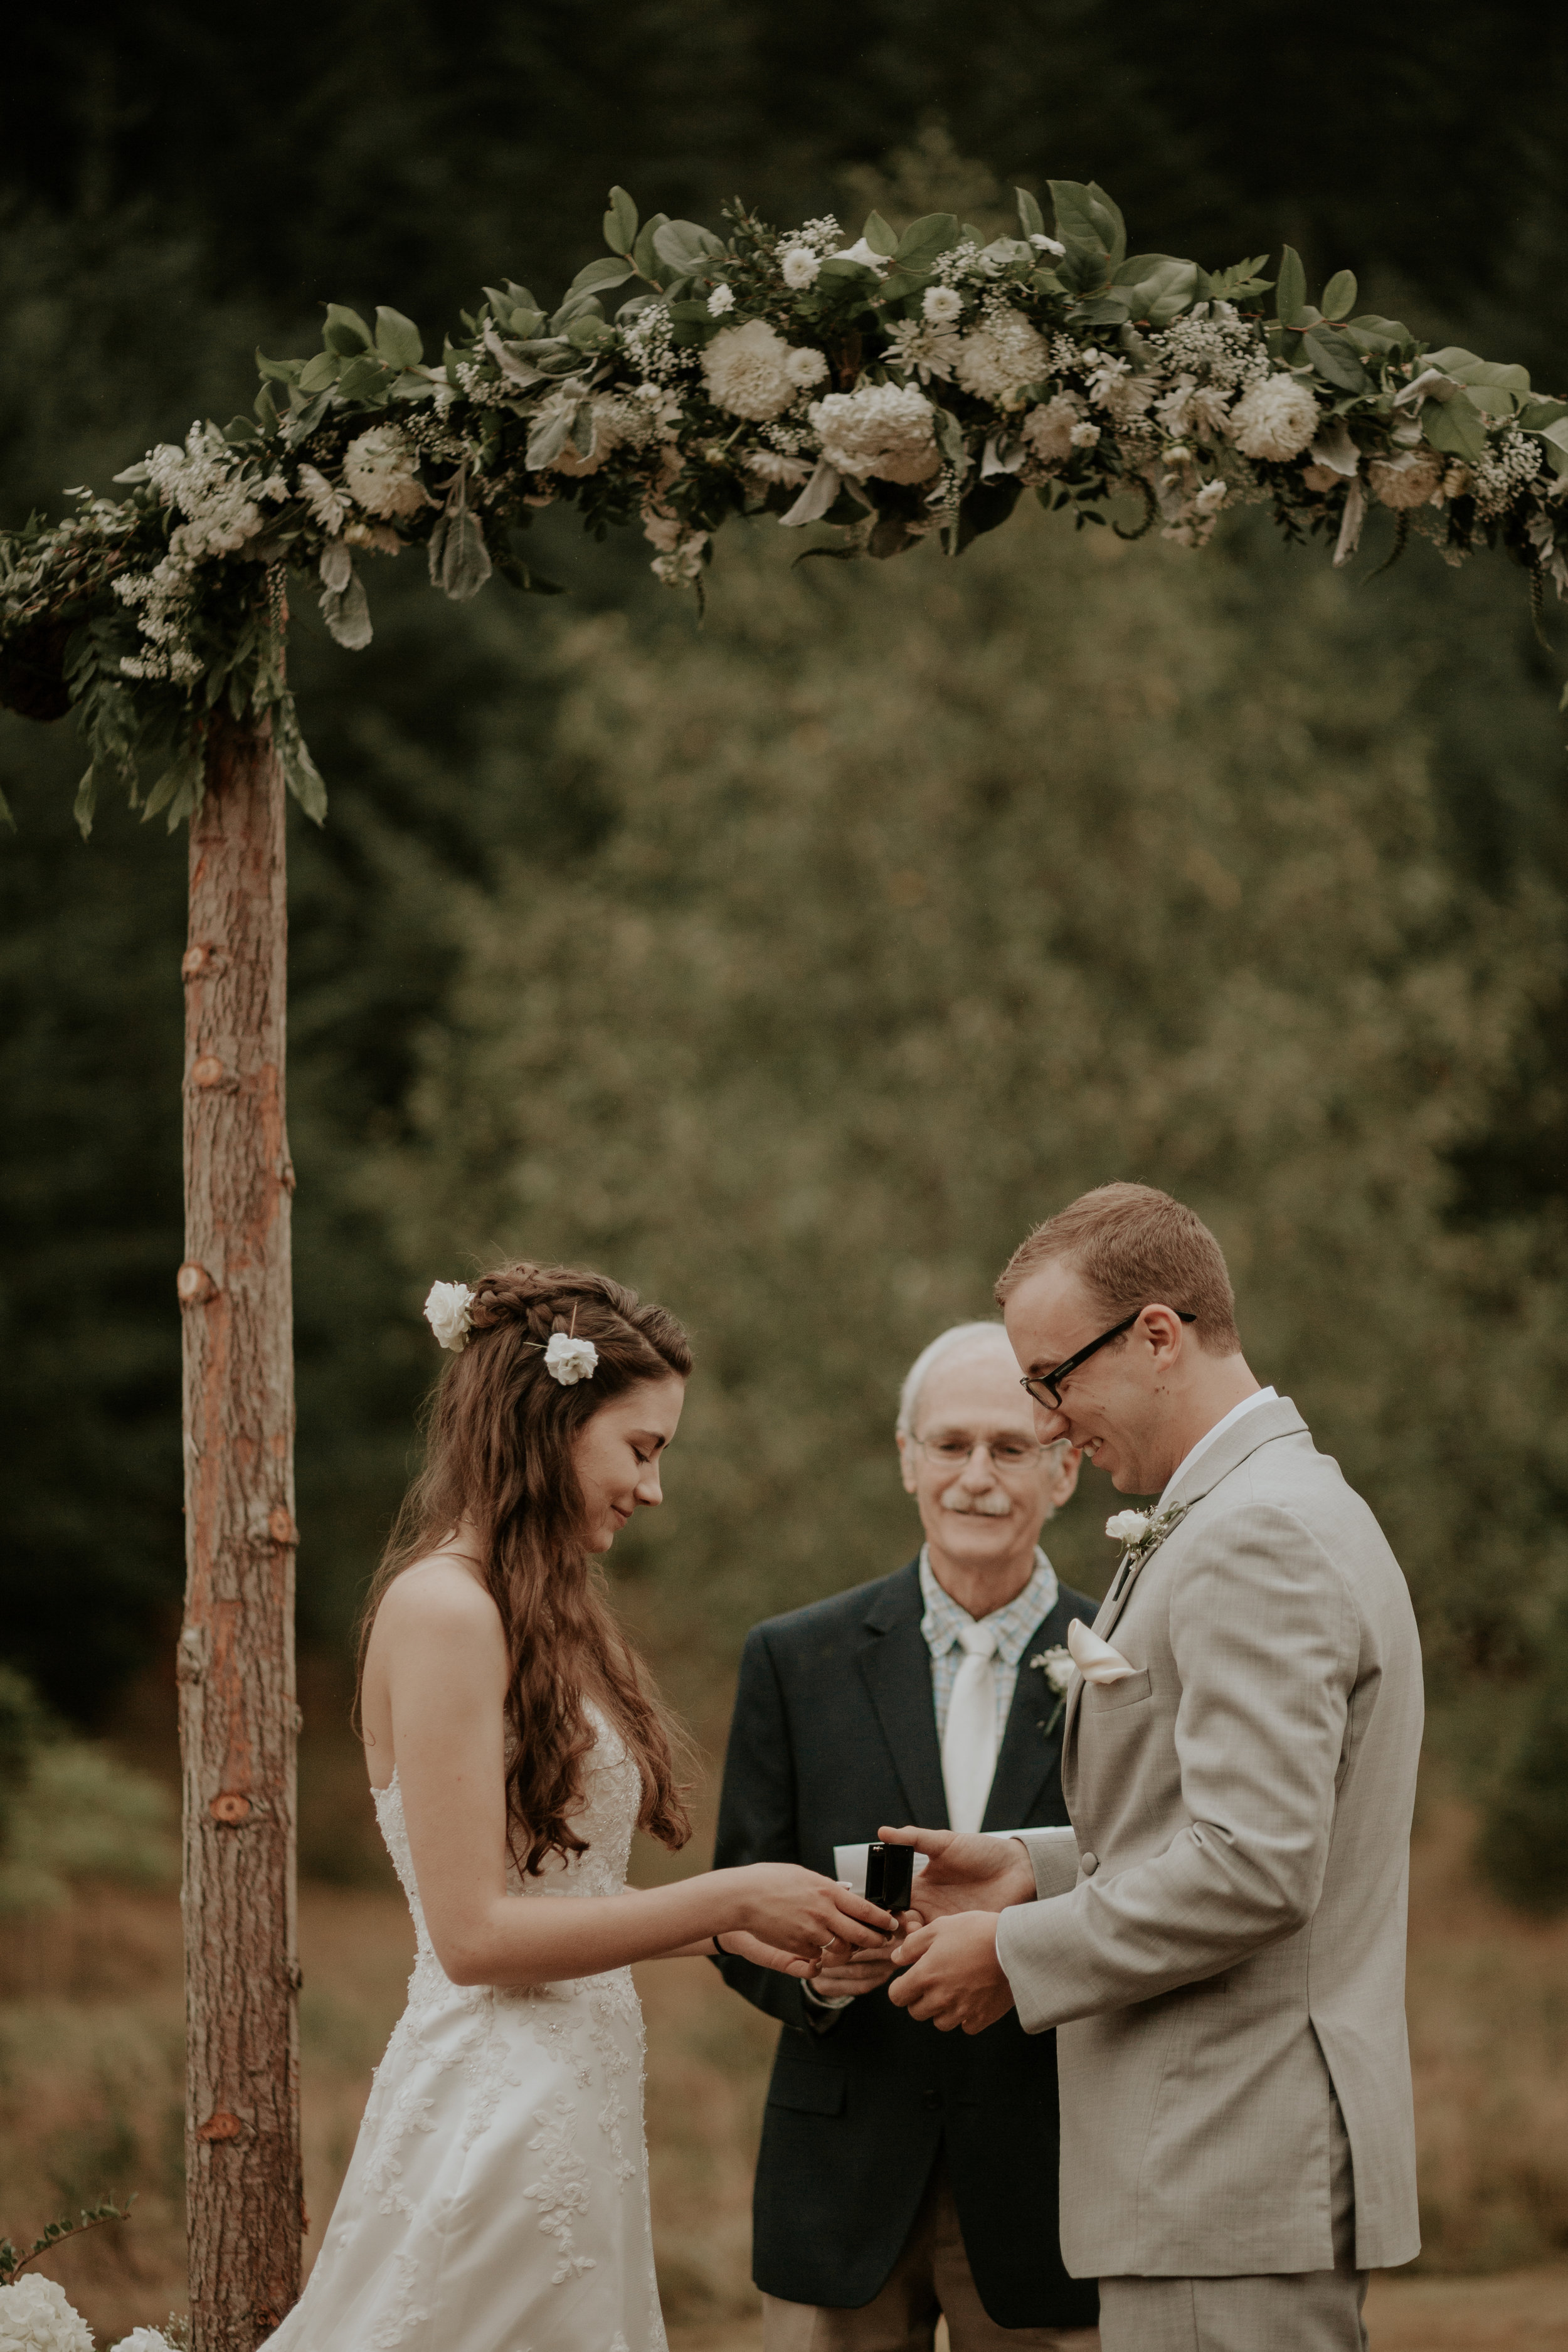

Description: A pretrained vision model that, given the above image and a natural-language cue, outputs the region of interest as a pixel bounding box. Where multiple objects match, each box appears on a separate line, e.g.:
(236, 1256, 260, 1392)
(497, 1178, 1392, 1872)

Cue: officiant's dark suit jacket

(712, 1556, 1100, 2330)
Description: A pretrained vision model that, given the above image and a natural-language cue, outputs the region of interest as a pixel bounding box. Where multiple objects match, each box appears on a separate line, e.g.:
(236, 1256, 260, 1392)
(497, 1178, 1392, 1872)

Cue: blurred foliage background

(3, 0, 1568, 1922)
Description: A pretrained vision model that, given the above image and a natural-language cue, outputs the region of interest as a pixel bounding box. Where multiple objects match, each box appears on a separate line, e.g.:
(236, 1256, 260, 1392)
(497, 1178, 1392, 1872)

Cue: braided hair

(358, 1261, 694, 1873)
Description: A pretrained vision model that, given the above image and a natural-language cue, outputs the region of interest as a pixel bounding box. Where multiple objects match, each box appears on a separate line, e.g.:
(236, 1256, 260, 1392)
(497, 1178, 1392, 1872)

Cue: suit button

(1080, 1853, 1099, 1875)
(923, 2089, 940, 2111)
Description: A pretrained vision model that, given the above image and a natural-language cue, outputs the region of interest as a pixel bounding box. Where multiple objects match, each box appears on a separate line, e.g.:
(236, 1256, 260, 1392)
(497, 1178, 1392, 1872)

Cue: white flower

(923, 285, 963, 326)
(1067, 1618, 1140, 1686)
(342, 425, 428, 518)
(808, 384, 941, 484)
(1029, 232, 1067, 258)
(953, 310, 1051, 405)
(1367, 448, 1445, 509)
(744, 450, 813, 486)
(1227, 374, 1321, 462)
(701, 320, 798, 421)
(298, 463, 348, 535)
(424, 1279, 476, 1352)
(1105, 1510, 1151, 1546)
(706, 283, 736, 317)
(785, 345, 829, 390)
(1020, 393, 1085, 464)
(780, 246, 820, 290)
(1030, 1645, 1076, 1694)
(1193, 478, 1227, 515)
(109, 2332, 176, 2352)
(1069, 421, 1101, 449)
(544, 1332, 598, 1385)
(0, 2275, 95, 2352)
(829, 238, 889, 275)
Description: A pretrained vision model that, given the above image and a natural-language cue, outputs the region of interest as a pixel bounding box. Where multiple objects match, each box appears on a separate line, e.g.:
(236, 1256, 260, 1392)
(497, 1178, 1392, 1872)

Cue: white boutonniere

(1105, 1500, 1190, 1572)
(1029, 1643, 1076, 1735)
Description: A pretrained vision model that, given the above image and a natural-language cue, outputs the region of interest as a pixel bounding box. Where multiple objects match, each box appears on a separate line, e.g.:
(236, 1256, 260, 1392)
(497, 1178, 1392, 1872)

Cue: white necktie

(942, 1621, 1000, 1834)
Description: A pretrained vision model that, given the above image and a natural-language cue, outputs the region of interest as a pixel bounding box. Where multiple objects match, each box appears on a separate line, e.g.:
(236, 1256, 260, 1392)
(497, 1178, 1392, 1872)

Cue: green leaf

(1420, 392, 1487, 464)
(1200, 255, 1273, 303)
(255, 350, 302, 384)
(1047, 181, 1127, 269)
(1519, 399, 1568, 432)
(934, 408, 967, 469)
(1111, 253, 1199, 326)
(72, 766, 97, 839)
(862, 209, 898, 258)
(569, 256, 639, 297)
(652, 218, 726, 276)
(296, 350, 341, 393)
(1274, 246, 1308, 327)
(273, 692, 327, 823)
(1300, 326, 1369, 393)
(892, 213, 963, 273)
(1432, 356, 1532, 414)
(603, 186, 639, 255)
(374, 307, 423, 369)
(322, 304, 373, 353)
(632, 213, 672, 284)
(335, 353, 391, 403)
(1320, 269, 1358, 320)
(319, 564, 373, 649)
(1015, 186, 1046, 240)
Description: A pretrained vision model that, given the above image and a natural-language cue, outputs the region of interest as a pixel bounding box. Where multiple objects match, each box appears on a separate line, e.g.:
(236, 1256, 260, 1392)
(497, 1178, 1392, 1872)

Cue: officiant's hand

(876, 1825, 1037, 1924)
(886, 1912, 1016, 2033)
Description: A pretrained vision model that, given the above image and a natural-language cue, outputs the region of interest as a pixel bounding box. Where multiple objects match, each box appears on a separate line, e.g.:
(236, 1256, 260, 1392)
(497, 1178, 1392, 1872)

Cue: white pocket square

(1067, 1618, 1139, 1685)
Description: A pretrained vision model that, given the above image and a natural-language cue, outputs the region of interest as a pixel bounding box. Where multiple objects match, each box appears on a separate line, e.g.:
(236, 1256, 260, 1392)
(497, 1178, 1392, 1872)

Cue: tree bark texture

(177, 711, 301, 2352)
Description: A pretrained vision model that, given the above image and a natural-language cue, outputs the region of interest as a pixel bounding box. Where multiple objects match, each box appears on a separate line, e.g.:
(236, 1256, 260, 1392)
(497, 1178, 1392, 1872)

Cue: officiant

(711, 1322, 1101, 2351)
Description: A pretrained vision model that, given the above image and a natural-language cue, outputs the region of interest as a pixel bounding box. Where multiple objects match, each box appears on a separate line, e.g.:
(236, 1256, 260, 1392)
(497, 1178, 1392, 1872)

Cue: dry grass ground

(2, 1782, 1564, 2345)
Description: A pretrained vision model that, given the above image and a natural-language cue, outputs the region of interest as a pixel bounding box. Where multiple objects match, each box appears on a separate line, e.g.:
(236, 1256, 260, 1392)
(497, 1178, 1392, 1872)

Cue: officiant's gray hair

(897, 1320, 1067, 1452)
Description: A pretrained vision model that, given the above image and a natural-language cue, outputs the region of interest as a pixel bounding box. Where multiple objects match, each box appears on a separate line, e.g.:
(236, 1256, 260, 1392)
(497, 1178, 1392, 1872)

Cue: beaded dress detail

(260, 1707, 665, 2352)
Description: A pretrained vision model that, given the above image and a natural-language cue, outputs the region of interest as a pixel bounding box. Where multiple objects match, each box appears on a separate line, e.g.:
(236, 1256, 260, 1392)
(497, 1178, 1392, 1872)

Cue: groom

(886, 1184, 1424, 2352)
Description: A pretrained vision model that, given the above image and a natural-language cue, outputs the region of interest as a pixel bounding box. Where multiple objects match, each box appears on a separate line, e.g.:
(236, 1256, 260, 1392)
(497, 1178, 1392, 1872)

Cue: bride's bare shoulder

(372, 1554, 504, 1651)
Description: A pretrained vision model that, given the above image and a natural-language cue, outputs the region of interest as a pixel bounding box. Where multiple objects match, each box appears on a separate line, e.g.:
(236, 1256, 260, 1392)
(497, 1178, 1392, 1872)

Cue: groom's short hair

(996, 1183, 1241, 1355)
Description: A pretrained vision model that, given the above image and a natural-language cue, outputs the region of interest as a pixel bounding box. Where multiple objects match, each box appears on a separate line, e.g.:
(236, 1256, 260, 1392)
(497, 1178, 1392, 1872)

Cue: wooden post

(176, 709, 302, 2352)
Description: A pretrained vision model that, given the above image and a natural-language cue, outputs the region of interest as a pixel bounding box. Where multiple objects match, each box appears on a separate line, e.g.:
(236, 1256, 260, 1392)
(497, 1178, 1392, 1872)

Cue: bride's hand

(716, 1927, 824, 1979)
(732, 1862, 896, 1958)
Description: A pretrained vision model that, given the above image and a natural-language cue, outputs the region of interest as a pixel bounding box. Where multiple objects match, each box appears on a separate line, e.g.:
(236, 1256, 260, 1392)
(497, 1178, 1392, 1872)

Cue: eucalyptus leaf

(374, 307, 423, 369)
(1275, 246, 1308, 327)
(603, 186, 638, 255)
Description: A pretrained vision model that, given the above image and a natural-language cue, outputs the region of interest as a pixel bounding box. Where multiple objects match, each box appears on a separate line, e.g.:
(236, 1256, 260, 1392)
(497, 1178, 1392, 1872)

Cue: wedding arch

(1, 174, 1564, 2352)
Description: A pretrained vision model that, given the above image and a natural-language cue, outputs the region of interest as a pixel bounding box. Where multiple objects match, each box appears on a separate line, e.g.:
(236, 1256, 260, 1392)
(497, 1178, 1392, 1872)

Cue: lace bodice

(372, 1704, 642, 1993)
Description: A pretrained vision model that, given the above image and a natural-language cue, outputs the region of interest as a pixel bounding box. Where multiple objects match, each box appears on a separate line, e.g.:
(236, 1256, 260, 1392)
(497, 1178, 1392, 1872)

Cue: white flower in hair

(424, 1279, 476, 1352)
(544, 1332, 599, 1384)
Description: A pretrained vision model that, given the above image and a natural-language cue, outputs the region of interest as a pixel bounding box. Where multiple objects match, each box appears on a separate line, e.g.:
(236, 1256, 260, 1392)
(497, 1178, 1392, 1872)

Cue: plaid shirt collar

(918, 1545, 1061, 1665)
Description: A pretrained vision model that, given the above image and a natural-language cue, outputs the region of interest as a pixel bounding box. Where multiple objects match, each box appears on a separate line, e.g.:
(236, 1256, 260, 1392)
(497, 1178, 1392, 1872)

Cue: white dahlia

(808, 384, 941, 484)
(1227, 375, 1321, 462)
(953, 311, 1051, 405)
(1367, 448, 1445, 509)
(701, 320, 800, 420)
(342, 425, 428, 518)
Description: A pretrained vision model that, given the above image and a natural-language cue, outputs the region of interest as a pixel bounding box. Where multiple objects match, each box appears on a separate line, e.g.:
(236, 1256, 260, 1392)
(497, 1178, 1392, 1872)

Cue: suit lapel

(982, 1596, 1072, 1831)
(856, 1562, 949, 1830)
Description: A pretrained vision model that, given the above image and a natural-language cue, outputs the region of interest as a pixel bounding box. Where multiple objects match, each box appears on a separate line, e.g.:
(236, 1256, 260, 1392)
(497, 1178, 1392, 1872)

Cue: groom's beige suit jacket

(996, 1396, 1423, 2280)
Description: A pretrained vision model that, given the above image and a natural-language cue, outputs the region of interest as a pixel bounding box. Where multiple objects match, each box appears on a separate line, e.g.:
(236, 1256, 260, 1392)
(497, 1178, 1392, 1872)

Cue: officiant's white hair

(896, 1320, 1020, 1438)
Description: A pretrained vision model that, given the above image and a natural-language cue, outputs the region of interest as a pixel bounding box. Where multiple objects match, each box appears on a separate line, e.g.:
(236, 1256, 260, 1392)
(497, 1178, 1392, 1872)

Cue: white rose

(706, 283, 736, 317)
(1367, 447, 1445, 509)
(544, 1332, 599, 1385)
(342, 425, 428, 519)
(808, 384, 941, 484)
(424, 1279, 476, 1352)
(0, 2277, 95, 2352)
(1105, 1510, 1151, 1545)
(780, 247, 820, 290)
(923, 285, 963, 326)
(1227, 374, 1321, 462)
(701, 319, 797, 420)
(785, 345, 829, 390)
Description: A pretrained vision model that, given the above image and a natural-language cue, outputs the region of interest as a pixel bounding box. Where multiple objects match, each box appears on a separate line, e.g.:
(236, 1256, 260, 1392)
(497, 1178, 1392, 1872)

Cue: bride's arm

(379, 1565, 893, 1989)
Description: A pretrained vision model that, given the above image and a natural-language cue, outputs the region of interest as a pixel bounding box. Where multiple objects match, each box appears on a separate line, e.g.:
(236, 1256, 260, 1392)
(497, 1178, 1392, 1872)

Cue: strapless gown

(262, 1710, 666, 2352)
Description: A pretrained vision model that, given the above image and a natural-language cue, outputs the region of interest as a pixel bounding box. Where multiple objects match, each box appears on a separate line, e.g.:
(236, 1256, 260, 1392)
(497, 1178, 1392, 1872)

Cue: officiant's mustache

(938, 1483, 1013, 1517)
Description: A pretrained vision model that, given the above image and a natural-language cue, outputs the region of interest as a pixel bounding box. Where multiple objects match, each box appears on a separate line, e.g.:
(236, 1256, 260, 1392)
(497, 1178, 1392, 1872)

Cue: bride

(262, 1260, 893, 2352)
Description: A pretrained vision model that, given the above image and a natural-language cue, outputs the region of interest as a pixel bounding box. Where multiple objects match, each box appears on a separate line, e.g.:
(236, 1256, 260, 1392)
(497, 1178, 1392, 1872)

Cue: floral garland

(2, 177, 1565, 832)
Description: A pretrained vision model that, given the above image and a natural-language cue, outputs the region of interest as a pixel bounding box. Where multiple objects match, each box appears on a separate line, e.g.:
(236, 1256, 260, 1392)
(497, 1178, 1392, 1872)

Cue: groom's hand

(877, 1825, 1037, 1924)
(886, 1913, 1016, 2034)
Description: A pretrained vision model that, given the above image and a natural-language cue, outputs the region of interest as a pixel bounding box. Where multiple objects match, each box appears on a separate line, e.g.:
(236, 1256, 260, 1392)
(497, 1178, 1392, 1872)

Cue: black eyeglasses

(1020, 1311, 1197, 1411)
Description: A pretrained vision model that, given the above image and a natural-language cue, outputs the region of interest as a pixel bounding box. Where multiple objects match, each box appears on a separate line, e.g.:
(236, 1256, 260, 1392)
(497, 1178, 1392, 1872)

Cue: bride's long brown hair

(358, 1260, 694, 1873)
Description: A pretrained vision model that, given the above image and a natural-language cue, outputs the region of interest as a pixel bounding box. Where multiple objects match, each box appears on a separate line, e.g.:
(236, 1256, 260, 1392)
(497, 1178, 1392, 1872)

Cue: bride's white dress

(264, 1709, 667, 2352)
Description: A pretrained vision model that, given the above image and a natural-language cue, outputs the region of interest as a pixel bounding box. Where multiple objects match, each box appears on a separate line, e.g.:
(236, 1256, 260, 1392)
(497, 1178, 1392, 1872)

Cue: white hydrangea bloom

(342, 425, 428, 518)
(0, 2275, 96, 2352)
(953, 309, 1051, 405)
(701, 320, 801, 420)
(1227, 375, 1321, 462)
(808, 384, 940, 484)
(780, 246, 820, 290)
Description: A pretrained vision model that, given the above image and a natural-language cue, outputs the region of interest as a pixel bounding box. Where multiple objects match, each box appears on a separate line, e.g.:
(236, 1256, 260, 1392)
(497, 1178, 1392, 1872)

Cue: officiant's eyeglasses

(1022, 1311, 1196, 1411)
